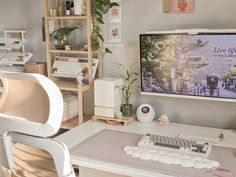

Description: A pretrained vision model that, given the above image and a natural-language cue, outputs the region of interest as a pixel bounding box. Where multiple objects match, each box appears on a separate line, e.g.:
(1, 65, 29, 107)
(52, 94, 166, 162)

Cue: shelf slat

(46, 16, 87, 20)
(61, 115, 91, 129)
(61, 116, 79, 129)
(52, 78, 91, 92)
(50, 49, 89, 54)
(0, 38, 24, 50)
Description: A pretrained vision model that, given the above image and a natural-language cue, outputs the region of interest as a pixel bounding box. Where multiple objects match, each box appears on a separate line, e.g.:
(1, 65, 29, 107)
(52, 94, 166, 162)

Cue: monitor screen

(140, 31, 236, 101)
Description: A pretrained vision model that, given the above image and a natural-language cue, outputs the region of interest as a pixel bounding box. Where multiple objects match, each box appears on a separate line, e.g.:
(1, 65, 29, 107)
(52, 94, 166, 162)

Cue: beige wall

(1, 0, 236, 128)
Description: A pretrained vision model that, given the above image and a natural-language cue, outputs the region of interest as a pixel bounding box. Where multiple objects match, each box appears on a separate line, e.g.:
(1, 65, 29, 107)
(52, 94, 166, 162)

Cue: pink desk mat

(70, 129, 236, 177)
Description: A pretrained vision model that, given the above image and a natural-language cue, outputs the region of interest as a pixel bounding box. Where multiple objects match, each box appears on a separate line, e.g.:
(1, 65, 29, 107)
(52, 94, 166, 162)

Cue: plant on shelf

(51, 26, 80, 50)
(91, 0, 119, 54)
(115, 63, 139, 117)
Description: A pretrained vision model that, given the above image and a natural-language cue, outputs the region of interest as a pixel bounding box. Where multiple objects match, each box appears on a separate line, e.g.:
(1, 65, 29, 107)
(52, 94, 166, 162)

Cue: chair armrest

(8, 132, 76, 177)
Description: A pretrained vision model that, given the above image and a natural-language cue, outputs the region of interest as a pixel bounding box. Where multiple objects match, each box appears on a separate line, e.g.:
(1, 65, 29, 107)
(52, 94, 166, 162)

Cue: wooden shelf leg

(78, 84, 83, 124)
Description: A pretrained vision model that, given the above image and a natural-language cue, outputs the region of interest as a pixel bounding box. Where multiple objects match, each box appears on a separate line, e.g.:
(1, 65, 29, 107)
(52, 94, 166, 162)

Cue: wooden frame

(44, 0, 102, 128)
(108, 24, 122, 43)
(163, 0, 196, 13)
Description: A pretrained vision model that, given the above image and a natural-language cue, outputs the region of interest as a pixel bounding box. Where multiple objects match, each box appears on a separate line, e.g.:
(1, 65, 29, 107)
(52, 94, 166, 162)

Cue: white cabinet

(94, 78, 123, 118)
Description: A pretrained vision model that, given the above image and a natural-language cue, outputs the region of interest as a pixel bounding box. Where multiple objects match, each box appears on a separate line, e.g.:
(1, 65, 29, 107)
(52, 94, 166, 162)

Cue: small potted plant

(116, 63, 139, 117)
(51, 26, 80, 50)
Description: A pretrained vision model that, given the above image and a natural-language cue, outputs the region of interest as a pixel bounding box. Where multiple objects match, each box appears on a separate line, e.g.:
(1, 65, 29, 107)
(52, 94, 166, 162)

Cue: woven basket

(25, 63, 47, 76)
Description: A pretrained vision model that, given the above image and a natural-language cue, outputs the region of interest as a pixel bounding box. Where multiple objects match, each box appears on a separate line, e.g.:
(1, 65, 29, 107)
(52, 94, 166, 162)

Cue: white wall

(1, 0, 236, 128)
(0, 0, 45, 62)
(103, 0, 236, 129)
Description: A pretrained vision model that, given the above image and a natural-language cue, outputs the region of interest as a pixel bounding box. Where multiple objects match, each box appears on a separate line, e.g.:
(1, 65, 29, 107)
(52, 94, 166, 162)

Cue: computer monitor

(140, 29, 236, 102)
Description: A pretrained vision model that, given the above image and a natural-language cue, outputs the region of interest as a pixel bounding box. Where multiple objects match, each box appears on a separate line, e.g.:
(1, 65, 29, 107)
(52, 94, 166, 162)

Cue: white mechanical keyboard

(137, 133, 212, 158)
(123, 133, 219, 169)
(52, 56, 99, 83)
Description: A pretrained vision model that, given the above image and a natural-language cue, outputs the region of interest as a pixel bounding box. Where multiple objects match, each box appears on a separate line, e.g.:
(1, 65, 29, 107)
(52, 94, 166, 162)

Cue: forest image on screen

(140, 34, 236, 99)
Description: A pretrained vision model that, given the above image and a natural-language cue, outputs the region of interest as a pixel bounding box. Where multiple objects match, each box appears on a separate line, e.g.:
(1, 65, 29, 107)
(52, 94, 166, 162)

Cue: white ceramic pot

(74, 0, 85, 15)
(136, 104, 155, 123)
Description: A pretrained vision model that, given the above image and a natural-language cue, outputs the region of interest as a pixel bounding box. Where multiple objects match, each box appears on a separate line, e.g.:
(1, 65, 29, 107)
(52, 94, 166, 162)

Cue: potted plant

(91, 0, 119, 54)
(116, 63, 139, 117)
(51, 26, 80, 50)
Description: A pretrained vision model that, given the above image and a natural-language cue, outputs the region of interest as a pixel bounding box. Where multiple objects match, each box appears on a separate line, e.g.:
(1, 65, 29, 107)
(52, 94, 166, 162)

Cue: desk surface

(56, 120, 236, 177)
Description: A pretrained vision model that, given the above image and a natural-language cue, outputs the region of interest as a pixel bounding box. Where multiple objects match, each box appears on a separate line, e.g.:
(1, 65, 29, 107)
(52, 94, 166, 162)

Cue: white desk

(56, 120, 236, 177)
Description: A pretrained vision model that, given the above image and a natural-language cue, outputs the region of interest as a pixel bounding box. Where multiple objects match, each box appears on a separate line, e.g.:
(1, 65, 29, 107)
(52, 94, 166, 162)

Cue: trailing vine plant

(91, 0, 119, 54)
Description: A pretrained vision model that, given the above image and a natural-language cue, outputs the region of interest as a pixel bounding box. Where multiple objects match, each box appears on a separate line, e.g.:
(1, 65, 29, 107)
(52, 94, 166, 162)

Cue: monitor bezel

(140, 29, 236, 103)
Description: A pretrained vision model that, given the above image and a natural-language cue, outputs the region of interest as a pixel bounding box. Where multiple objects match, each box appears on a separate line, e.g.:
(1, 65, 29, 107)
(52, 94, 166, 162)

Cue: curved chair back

(0, 71, 63, 137)
(0, 71, 75, 177)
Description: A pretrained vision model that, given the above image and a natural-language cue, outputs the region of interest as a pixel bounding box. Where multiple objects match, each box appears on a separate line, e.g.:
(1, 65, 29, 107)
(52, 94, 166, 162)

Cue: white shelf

(0, 52, 33, 65)
(0, 37, 25, 50)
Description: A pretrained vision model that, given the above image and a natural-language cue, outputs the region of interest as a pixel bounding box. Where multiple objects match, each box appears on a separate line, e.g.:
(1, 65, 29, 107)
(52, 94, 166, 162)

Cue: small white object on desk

(159, 114, 169, 126)
(136, 104, 155, 123)
(115, 112, 123, 119)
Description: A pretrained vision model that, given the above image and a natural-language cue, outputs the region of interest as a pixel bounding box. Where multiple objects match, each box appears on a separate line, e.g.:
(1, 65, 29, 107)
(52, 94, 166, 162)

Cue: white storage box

(94, 78, 123, 118)
(95, 105, 120, 118)
(62, 92, 78, 121)
(94, 78, 122, 107)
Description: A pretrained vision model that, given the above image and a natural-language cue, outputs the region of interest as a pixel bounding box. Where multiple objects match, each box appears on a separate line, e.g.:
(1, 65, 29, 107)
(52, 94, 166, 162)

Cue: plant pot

(121, 104, 133, 117)
(74, 0, 85, 15)
(52, 35, 70, 50)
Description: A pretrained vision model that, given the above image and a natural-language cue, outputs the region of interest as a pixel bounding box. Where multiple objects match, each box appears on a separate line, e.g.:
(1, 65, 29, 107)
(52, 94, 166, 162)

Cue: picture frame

(108, 5, 122, 23)
(163, 0, 195, 13)
(108, 24, 122, 43)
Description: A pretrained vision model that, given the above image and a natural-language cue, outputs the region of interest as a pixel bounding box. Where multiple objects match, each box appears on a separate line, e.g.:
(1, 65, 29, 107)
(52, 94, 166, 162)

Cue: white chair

(0, 71, 76, 177)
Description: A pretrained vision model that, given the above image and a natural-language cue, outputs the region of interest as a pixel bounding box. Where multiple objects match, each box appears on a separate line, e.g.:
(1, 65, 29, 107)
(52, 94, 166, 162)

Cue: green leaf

(92, 38, 100, 50)
(103, 7, 110, 13)
(95, 10, 103, 19)
(52, 26, 80, 41)
(109, 2, 119, 8)
(97, 34, 104, 42)
(96, 17, 104, 24)
(105, 48, 112, 54)
(126, 70, 130, 78)
(130, 78, 138, 86)
(96, 4, 103, 11)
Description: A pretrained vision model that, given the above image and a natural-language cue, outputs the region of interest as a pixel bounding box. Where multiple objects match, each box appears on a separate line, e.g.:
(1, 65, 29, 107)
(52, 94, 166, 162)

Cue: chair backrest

(0, 71, 63, 137)
(0, 71, 75, 177)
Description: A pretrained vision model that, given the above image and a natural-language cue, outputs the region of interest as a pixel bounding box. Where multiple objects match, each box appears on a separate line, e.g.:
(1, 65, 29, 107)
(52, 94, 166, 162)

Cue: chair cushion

(12, 143, 58, 177)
